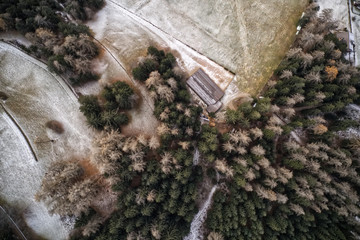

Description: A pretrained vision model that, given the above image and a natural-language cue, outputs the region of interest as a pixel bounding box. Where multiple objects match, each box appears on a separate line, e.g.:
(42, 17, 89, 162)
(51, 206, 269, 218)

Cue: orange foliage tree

(325, 66, 338, 81)
(313, 124, 328, 135)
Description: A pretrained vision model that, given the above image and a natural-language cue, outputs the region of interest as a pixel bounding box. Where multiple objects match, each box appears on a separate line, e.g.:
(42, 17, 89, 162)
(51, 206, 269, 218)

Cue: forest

(1, 0, 360, 239)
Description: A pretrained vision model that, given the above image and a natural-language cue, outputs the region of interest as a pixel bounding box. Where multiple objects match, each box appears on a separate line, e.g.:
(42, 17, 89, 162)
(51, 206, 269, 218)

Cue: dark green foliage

(101, 111, 129, 128)
(58, 22, 91, 36)
(70, 72, 100, 85)
(159, 53, 176, 74)
(329, 119, 359, 131)
(133, 46, 179, 81)
(263, 128, 275, 140)
(207, 186, 267, 240)
(74, 208, 97, 228)
(324, 33, 348, 53)
(76, 49, 205, 239)
(0, 0, 61, 33)
(79, 95, 102, 117)
(103, 155, 202, 239)
(48, 55, 67, 73)
(198, 125, 219, 162)
(225, 98, 271, 127)
(205, 7, 360, 240)
(284, 159, 304, 170)
(63, 0, 105, 21)
(147, 46, 165, 61)
(75, 15, 360, 238)
(102, 81, 135, 110)
(132, 59, 157, 81)
(79, 81, 135, 129)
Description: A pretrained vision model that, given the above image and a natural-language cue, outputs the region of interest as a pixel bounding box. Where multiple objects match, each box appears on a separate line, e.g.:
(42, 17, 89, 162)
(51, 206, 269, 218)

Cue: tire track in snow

(0, 103, 38, 162)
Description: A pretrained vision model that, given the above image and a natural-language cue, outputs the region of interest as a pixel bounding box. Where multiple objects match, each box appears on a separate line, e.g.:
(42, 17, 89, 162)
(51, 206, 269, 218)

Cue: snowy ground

(89, 0, 307, 97)
(0, 42, 95, 239)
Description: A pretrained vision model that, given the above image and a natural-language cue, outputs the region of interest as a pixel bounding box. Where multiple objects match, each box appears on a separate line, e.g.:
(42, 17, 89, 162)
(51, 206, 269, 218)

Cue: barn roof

(186, 69, 224, 107)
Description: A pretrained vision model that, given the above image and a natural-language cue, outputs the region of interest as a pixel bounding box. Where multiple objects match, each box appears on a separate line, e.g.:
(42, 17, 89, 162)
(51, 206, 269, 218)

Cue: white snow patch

(184, 185, 218, 240)
(193, 148, 200, 166)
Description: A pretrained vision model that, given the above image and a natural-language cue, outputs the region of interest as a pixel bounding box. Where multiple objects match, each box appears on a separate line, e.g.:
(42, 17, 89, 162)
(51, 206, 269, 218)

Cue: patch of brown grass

(78, 159, 100, 178)
(217, 123, 232, 134)
(0, 91, 8, 100)
(45, 120, 64, 134)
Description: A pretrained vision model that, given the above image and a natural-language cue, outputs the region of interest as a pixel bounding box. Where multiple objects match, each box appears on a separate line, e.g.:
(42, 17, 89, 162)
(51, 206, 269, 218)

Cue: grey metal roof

(186, 69, 224, 106)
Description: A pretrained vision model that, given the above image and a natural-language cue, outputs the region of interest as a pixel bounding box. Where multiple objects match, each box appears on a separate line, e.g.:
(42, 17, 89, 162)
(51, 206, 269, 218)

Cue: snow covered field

(0, 42, 94, 239)
(88, 0, 307, 98)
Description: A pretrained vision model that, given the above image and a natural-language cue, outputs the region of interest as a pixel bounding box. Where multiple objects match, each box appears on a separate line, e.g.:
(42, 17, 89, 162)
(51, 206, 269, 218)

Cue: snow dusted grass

(100, 0, 306, 96)
(317, 0, 350, 30)
(0, 108, 69, 239)
(87, 0, 235, 101)
(0, 42, 94, 239)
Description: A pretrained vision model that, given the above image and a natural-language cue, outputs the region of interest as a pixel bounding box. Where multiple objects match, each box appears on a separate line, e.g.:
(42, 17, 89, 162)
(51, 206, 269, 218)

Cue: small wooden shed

(186, 68, 224, 112)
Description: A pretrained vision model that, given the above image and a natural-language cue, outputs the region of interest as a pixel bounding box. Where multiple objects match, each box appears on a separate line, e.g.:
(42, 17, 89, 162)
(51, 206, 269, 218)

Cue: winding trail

(91, 37, 131, 80)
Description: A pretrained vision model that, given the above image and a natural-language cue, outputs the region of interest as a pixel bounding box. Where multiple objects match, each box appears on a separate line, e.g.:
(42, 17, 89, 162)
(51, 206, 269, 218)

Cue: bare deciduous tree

(280, 70, 293, 79)
(156, 85, 174, 102)
(251, 145, 265, 156)
(305, 71, 321, 83)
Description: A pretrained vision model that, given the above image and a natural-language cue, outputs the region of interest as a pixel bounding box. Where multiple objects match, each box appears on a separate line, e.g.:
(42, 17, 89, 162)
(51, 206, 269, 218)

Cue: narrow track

(0, 102, 38, 162)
